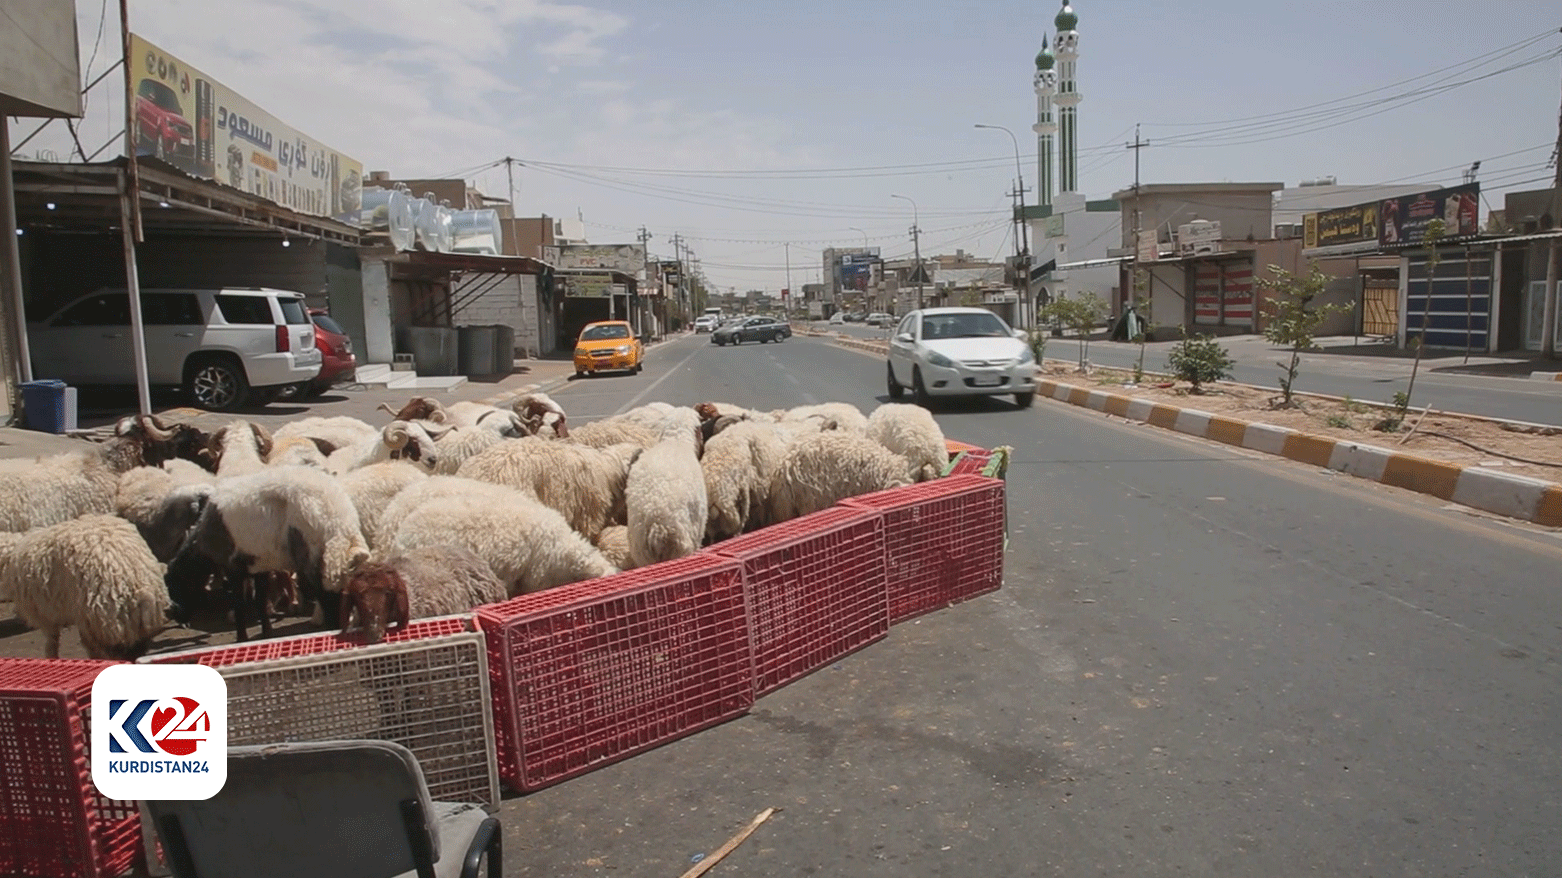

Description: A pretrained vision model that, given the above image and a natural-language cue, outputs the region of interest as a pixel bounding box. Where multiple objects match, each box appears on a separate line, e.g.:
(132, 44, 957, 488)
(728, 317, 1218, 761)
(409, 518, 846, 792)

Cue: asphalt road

(819, 321, 1562, 427)
(503, 332, 1562, 877)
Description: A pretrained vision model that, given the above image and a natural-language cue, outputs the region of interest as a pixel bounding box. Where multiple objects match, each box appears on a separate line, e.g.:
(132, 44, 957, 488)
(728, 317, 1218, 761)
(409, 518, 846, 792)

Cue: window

(896, 315, 915, 337)
(137, 79, 183, 114)
(54, 294, 131, 327)
(311, 313, 346, 335)
(142, 293, 203, 325)
(277, 298, 309, 325)
(580, 324, 630, 341)
(215, 295, 274, 325)
(920, 311, 1009, 340)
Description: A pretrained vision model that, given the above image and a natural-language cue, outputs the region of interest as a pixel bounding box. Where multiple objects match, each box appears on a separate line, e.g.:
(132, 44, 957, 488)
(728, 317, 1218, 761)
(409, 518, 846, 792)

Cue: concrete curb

(1033, 376, 1562, 528)
(1530, 371, 1562, 382)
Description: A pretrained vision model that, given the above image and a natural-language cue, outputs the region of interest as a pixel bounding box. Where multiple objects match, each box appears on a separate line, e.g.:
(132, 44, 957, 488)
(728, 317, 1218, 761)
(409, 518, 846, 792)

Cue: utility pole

(1541, 53, 1561, 361)
(670, 233, 685, 327)
(784, 242, 792, 317)
(504, 157, 518, 212)
(891, 194, 923, 311)
(1126, 124, 1151, 316)
(637, 226, 653, 338)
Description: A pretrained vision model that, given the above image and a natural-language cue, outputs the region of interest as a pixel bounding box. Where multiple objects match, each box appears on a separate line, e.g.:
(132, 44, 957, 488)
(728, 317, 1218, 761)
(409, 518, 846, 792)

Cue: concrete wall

(359, 255, 395, 365)
(1123, 191, 1277, 248)
(1029, 206, 1120, 305)
(324, 242, 366, 354)
(504, 217, 555, 259)
(0, 2, 81, 118)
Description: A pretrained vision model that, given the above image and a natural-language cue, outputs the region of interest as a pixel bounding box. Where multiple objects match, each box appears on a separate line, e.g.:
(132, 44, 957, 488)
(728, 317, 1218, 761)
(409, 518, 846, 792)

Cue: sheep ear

(307, 437, 338, 457)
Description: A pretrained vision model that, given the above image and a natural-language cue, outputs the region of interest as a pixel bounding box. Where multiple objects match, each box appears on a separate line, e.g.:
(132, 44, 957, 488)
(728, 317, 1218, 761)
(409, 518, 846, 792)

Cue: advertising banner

(1303, 201, 1380, 249)
(129, 34, 363, 221)
(563, 273, 617, 298)
(546, 243, 646, 275)
(1378, 183, 1479, 247)
(838, 251, 878, 292)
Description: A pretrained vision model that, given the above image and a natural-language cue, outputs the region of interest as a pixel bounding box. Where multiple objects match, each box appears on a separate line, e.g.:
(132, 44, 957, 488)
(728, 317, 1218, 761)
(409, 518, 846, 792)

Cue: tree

(1041, 292, 1109, 371)
(1129, 267, 1154, 384)
(1257, 262, 1354, 408)
(1166, 331, 1234, 394)
(1400, 218, 1446, 419)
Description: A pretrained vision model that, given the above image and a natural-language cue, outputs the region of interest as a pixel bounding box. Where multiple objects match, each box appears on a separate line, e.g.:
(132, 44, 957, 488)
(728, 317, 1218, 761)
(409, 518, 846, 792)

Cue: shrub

(1165, 333, 1234, 393)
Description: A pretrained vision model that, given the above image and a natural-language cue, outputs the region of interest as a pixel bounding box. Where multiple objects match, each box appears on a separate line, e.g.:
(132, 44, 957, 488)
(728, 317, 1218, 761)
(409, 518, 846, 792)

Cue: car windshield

(137, 79, 182, 113)
(920, 312, 1010, 340)
(581, 324, 630, 340)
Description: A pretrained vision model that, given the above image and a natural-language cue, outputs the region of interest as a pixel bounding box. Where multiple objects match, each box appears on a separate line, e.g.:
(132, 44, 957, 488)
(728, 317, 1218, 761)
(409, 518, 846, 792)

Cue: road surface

(503, 332, 1562, 877)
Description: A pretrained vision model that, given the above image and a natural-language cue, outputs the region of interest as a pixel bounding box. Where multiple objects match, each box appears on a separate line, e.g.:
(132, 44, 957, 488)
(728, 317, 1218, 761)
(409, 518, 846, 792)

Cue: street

(503, 332, 1562, 876)
(819, 322, 1562, 427)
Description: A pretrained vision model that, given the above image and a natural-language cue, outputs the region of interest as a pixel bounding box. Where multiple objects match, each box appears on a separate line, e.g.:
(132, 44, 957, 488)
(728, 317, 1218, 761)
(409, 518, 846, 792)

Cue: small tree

(1257, 261, 1354, 408)
(1401, 218, 1446, 416)
(1166, 331, 1234, 393)
(1129, 267, 1154, 384)
(1042, 292, 1109, 371)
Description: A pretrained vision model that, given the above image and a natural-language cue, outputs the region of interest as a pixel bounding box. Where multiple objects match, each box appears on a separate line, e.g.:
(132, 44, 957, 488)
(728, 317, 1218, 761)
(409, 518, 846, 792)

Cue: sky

(19, 0, 1562, 294)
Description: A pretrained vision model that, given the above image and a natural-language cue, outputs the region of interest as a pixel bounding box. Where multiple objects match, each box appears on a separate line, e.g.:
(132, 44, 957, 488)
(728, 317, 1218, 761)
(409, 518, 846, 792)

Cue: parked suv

(28, 287, 322, 411)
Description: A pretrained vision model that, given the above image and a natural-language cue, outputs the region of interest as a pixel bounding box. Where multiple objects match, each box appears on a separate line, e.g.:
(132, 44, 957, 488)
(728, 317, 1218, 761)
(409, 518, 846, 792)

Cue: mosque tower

(1053, 1, 1081, 196)
(1032, 35, 1056, 212)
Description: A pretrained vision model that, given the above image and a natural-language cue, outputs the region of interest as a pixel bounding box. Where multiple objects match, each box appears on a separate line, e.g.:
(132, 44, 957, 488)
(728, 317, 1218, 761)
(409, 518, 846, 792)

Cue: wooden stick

(1397, 404, 1434, 445)
(677, 808, 779, 878)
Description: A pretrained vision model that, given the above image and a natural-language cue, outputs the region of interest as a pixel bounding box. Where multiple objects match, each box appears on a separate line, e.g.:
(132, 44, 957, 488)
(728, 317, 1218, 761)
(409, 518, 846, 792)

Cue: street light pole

(891, 194, 923, 311)
(848, 226, 869, 249)
(976, 123, 1030, 328)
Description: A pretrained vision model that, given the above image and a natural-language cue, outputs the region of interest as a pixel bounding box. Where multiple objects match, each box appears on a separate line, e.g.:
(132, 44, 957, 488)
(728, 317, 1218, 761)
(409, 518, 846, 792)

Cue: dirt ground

(1037, 361, 1562, 478)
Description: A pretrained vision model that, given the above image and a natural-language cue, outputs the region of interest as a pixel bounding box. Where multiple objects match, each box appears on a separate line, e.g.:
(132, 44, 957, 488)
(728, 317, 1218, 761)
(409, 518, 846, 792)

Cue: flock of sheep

(0, 394, 948, 660)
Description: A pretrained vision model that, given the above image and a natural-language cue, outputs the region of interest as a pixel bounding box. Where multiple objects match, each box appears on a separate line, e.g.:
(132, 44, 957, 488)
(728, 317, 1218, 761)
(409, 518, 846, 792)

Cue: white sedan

(886, 307, 1036, 408)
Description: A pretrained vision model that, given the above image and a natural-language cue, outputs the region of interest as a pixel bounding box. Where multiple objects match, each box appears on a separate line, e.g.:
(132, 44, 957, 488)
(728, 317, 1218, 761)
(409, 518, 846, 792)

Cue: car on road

(865, 312, 895, 327)
(278, 308, 357, 400)
(828, 312, 846, 325)
(712, 316, 792, 346)
(27, 286, 322, 411)
(573, 320, 643, 377)
(693, 314, 719, 333)
(886, 307, 1036, 408)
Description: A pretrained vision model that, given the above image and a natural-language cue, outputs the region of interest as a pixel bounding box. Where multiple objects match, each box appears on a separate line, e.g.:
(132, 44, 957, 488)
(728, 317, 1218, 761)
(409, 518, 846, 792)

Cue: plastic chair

(147, 740, 501, 878)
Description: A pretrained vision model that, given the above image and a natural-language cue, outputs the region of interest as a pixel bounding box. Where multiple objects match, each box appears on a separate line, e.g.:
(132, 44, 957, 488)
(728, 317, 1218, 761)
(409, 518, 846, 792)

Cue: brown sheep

(377, 396, 448, 423)
(339, 545, 505, 644)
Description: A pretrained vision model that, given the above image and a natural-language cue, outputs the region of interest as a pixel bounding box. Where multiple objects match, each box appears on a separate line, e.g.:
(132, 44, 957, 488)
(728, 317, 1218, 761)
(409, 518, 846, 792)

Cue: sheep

(326, 420, 446, 475)
(594, 525, 634, 570)
(100, 414, 214, 474)
(445, 401, 527, 437)
(273, 416, 379, 453)
(565, 417, 662, 451)
(165, 465, 370, 636)
(775, 402, 869, 433)
(0, 451, 119, 533)
(114, 461, 216, 537)
(208, 420, 273, 476)
(427, 425, 506, 475)
(511, 391, 569, 437)
(765, 431, 912, 525)
(339, 545, 506, 644)
(335, 462, 429, 548)
(701, 419, 787, 542)
(458, 438, 642, 541)
(866, 402, 949, 483)
(626, 422, 708, 567)
(266, 435, 334, 469)
(0, 514, 169, 659)
(386, 489, 616, 596)
(373, 476, 526, 556)
(378, 396, 449, 424)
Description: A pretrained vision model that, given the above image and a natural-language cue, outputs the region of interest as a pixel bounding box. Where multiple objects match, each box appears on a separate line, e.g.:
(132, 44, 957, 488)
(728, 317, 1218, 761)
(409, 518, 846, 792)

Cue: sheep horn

(249, 422, 275, 458)
(422, 422, 455, 439)
(383, 421, 412, 449)
(139, 413, 178, 441)
(376, 403, 398, 416)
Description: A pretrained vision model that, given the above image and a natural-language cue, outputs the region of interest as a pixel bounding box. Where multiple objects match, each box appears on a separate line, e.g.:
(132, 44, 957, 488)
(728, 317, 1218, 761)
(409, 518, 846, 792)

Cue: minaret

(1054, 1, 1081, 195)
(1032, 36, 1056, 212)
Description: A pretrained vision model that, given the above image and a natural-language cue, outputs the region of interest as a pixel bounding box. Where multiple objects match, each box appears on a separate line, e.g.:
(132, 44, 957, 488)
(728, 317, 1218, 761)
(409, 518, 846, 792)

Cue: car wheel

(887, 362, 904, 399)
(574, 370, 585, 379)
(772, 331, 784, 343)
(912, 367, 933, 409)
(187, 355, 249, 411)
(1015, 391, 1035, 408)
(634, 360, 643, 374)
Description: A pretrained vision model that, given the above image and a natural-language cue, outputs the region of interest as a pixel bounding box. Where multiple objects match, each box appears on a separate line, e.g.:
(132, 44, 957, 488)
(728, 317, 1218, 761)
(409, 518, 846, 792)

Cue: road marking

(786, 374, 800, 386)
(616, 339, 704, 415)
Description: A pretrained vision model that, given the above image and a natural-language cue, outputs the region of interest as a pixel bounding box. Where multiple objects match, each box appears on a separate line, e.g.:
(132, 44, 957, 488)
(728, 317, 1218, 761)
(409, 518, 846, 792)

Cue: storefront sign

(1177, 220, 1222, 256)
(546, 244, 646, 275)
(1136, 229, 1159, 262)
(563, 273, 616, 298)
(1303, 201, 1380, 249)
(1378, 183, 1479, 246)
(129, 34, 363, 221)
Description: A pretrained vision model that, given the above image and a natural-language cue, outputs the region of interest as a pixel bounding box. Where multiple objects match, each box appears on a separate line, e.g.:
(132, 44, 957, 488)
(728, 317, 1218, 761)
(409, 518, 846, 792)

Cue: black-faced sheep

(339, 545, 506, 644)
(0, 514, 169, 659)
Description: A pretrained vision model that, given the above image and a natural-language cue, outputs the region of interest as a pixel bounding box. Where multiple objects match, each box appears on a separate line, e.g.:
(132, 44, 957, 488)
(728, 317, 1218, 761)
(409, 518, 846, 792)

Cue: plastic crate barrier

(841, 474, 1006, 624)
(707, 507, 889, 696)
(475, 554, 754, 793)
(139, 615, 472, 667)
(0, 659, 141, 878)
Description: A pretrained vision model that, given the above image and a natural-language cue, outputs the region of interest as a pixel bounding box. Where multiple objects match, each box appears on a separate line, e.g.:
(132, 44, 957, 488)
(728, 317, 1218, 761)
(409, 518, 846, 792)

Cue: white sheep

(339, 545, 507, 644)
(207, 420, 273, 476)
(458, 437, 642, 541)
(866, 402, 948, 482)
(386, 489, 616, 596)
(273, 416, 380, 453)
(374, 476, 528, 553)
(0, 451, 119, 533)
(0, 514, 169, 659)
(775, 402, 868, 432)
(565, 417, 662, 451)
(593, 525, 634, 570)
(765, 431, 912, 525)
(114, 461, 216, 536)
(700, 419, 791, 542)
(335, 462, 429, 549)
(326, 420, 445, 475)
(427, 424, 506, 475)
(511, 391, 569, 437)
(445, 401, 527, 437)
(627, 422, 708, 567)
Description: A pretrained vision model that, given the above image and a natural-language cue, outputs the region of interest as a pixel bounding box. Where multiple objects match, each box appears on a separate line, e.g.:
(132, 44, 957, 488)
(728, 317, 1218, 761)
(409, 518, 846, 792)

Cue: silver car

(886, 307, 1036, 408)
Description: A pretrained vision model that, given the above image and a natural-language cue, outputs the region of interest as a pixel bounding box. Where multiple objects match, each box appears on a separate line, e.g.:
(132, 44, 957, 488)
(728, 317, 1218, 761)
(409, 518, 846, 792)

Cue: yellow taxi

(573, 320, 643, 377)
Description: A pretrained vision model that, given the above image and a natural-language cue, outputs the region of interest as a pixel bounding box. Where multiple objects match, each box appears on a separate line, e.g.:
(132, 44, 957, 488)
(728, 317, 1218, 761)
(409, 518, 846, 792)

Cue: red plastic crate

(946, 448, 994, 476)
(707, 507, 888, 696)
(0, 659, 142, 878)
(140, 615, 472, 667)
(474, 555, 754, 793)
(841, 474, 1006, 624)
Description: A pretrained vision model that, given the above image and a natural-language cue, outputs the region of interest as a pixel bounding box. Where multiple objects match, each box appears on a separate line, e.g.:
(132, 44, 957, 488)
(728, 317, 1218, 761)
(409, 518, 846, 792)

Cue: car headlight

(574, 348, 587, 357)
(1017, 347, 1034, 364)
(616, 345, 631, 354)
(926, 350, 954, 368)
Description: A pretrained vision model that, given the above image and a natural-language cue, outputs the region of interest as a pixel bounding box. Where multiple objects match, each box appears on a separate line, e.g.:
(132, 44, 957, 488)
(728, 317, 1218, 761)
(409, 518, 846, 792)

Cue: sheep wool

(341, 544, 506, 643)
(627, 424, 707, 567)
(336, 462, 430, 549)
(593, 525, 634, 570)
(458, 437, 641, 541)
(428, 425, 506, 475)
(205, 465, 370, 594)
(326, 420, 442, 475)
(866, 403, 948, 483)
(273, 416, 380, 453)
(0, 452, 118, 533)
(387, 490, 616, 596)
(777, 402, 869, 433)
(0, 514, 169, 659)
(210, 420, 273, 477)
(766, 431, 912, 525)
(700, 420, 785, 542)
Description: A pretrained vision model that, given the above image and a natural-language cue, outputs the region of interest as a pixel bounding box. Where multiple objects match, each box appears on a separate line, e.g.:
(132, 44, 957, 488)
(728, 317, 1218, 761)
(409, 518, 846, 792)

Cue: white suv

(28, 287, 323, 411)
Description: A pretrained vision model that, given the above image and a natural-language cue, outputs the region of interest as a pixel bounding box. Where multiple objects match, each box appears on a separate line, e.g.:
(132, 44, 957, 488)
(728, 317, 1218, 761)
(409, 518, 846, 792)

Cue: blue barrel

(20, 380, 70, 434)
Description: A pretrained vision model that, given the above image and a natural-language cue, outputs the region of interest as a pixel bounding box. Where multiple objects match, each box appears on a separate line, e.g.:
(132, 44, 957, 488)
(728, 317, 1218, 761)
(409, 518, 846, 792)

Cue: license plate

(972, 375, 1002, 387)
